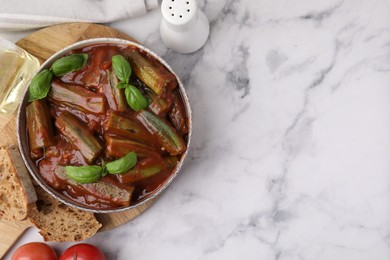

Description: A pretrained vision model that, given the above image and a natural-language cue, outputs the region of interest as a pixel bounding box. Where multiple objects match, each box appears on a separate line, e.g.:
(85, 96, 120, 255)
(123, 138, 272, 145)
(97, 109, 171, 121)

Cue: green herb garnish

(65, 152, 137, 183)
(106, 152, 137, 174)
(50, 53, 88, 76)
(125, 84, 149, 111)
(28, 69, 53, 101)
(65, 165, 103, 184)
(28, 53, 88, 102)
(112, 55, 148, 111)
(112, 54, 131, 83)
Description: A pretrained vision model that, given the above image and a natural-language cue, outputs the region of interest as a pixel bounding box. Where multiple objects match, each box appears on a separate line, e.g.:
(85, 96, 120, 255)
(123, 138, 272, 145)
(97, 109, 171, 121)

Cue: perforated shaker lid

(161, 0, 197, 26)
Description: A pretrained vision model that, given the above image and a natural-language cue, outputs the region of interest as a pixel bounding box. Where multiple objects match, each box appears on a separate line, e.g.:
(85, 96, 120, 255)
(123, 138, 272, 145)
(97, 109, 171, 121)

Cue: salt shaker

(160, 0, 209, 53)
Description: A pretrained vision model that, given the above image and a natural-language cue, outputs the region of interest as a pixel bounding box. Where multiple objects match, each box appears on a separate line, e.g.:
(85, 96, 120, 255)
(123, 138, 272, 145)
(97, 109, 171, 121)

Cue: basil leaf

(112, 54, 131, 83)
(116, 82, 128, 89)
(65, 165, 102, 184)
(106, 152, 137, 174)
(28, 69, 53, 101)
(125, 84, 149, 111)
(51, 53, 88, 76)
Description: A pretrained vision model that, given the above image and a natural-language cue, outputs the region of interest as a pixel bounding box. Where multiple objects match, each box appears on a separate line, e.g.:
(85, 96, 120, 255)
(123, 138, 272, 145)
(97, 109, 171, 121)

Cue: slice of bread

(0, 146, 37, 221)
(29, 184, 102, 242)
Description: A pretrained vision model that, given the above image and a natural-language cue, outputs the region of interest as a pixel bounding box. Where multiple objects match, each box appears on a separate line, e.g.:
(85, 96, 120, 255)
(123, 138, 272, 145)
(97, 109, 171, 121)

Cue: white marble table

(2, 0, 390, 259)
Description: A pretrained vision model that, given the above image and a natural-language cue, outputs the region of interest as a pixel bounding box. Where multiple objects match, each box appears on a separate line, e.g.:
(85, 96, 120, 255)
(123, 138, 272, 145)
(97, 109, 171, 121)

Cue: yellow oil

(0, 46, 40, 115)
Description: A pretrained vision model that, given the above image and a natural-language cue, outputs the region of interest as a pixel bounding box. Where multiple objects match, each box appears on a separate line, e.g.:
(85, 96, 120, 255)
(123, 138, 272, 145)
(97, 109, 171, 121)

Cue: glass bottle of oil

(0, 38, 40, 129)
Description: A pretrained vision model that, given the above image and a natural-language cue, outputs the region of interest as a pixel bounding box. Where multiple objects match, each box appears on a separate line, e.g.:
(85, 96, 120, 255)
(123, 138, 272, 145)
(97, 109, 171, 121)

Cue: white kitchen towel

(0, 0, 159, 31)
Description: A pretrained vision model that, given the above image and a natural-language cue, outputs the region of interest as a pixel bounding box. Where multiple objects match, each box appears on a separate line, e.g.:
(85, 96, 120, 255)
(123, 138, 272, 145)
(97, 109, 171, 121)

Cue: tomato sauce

(28, 44, 188, 210)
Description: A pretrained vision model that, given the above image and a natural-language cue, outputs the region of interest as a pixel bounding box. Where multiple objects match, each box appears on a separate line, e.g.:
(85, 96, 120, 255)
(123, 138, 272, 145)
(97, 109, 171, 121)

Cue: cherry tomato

(11, 242, 57, 260)
(60, 243, 106, 260)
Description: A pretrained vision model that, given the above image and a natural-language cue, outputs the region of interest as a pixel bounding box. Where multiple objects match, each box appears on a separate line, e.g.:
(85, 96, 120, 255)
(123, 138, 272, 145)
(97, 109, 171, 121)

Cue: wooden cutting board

(0, 23, 156, 258)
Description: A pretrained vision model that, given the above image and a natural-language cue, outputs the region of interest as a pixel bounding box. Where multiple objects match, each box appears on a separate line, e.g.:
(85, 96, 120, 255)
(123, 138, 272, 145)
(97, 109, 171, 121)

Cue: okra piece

(106, 70, 127, 112)
(26, 100, 54, 150)
(49, 80, 106, 114)
(119, 163, 162, 183)
(136, 110, 186, 155)
(168, 90, 189, 135)
(125, 49, 177, 96)
(104, 112, 156, 145)
(55, 112, 103, 164)
(55, 166, 133, 206)
(105, 136, 159, 158)
(165, 156, 179, 169)
(144, 87, 173, 115)
(82, 180, 133, 206)
(118, 156, 178, 183)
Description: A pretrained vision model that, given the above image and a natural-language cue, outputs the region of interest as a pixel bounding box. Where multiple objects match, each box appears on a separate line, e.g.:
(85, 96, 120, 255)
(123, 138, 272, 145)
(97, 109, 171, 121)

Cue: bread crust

(29, 185, 102, 242)
(0, 146, 37, 221)
(0, 145, 101, 241)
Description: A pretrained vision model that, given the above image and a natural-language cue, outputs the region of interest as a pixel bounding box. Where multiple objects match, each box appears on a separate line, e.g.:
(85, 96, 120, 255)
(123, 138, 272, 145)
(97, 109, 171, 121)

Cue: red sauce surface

(28, 44, 188, 210)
